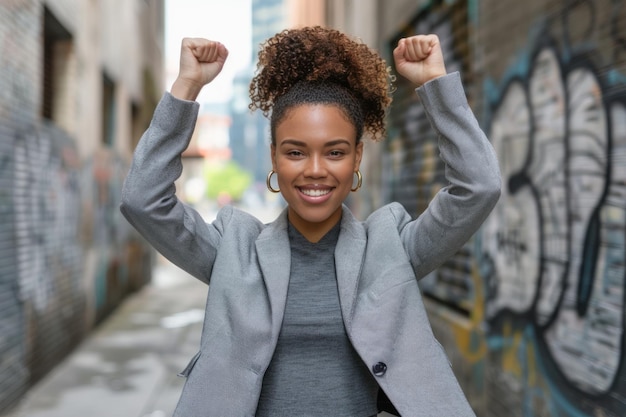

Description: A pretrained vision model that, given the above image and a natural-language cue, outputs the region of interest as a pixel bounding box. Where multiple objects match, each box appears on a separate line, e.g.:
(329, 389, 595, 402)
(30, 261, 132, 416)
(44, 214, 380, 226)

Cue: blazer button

(372, 362, 387, 376)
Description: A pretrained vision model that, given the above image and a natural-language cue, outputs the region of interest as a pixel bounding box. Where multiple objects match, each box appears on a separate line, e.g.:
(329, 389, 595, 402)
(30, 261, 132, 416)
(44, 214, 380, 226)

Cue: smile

(299, 188, 331, 197)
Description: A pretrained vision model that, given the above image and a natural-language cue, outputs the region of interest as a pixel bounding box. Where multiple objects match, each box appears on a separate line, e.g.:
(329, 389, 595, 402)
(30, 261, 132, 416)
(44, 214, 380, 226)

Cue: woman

(121, 26, 500, 417)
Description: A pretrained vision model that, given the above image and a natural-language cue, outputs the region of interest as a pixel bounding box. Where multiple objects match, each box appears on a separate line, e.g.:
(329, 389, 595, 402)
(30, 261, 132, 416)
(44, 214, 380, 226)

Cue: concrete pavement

(3, 257, 207, 417)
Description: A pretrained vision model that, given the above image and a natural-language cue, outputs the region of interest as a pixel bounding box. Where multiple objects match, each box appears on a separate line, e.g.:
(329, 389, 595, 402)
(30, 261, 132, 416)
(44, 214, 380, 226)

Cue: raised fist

(393, 34, 447, 87)
(171, 38, 229, 101)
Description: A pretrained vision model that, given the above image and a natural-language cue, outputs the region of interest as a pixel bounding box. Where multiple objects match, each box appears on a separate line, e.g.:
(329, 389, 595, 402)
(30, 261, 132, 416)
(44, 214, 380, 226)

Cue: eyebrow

(280, 139, 352, 147)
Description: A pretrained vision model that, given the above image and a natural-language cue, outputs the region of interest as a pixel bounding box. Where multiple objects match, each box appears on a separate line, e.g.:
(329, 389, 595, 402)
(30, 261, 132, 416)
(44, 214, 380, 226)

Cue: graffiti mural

(382, 0, 626, 415)
(480, 1, 626, 414)
(83, 147, 140, 321)
(384, 0, 474, 313)
(14, 123, 83, 313)
(0, 120, 151, 412)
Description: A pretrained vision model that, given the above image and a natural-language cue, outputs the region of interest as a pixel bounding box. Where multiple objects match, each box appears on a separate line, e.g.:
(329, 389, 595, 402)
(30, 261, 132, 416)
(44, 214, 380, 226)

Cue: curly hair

(249, 26, 393, 143)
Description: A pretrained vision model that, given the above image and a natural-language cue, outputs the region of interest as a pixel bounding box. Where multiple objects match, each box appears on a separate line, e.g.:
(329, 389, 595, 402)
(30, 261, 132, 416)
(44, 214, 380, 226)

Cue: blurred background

(1, 0, 625, 416)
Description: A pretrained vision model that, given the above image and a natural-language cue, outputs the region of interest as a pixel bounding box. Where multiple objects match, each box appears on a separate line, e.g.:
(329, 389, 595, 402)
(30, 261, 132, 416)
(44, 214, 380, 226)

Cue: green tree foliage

(203, 160, 252, 201)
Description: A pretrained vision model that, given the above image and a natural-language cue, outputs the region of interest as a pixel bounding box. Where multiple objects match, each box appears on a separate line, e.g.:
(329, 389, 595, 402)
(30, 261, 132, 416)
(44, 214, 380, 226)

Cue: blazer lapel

(255, 208, 291, 334)
(255, 205, 366, 333)
(335, 205, 367, 327)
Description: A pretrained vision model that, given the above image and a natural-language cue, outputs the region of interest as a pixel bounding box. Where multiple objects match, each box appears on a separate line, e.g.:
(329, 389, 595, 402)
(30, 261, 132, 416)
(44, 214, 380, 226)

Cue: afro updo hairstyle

(249, 26, 393, 144)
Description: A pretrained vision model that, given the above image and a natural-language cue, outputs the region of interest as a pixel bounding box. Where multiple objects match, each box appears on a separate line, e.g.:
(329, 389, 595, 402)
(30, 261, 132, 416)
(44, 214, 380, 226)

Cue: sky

(164, 0, 252, 105)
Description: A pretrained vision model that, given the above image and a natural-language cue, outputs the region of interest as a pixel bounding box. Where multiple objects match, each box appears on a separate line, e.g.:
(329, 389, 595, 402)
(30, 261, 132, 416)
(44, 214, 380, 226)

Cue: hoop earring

(351, 170, 362, 192)
(266, 170, 280, 193)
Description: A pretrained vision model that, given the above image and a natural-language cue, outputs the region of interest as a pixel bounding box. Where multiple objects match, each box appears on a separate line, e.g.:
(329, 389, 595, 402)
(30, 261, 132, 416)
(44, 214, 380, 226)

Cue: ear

(354, 141, 364, 171)
(270, 143, 277, 171)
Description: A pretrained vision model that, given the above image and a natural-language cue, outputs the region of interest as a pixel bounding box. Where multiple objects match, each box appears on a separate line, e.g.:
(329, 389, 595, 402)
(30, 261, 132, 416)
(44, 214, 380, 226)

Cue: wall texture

(379, 0, 626, 416)
(0, 0, 162, 413)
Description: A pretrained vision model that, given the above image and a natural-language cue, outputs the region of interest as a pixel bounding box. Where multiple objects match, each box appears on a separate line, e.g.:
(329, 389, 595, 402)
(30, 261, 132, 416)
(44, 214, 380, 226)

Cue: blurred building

(286, 0, 325, 27)
(0, 0, 164, 412)
(229, 0, 325, 204)
(327, 0, 626, 416)
(229, 0, 284, 202)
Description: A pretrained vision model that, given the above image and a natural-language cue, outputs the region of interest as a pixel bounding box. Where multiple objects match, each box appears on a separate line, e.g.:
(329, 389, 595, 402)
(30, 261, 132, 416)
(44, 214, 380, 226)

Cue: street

(5, 254, 394, 417)
(3, 257, 206, 417)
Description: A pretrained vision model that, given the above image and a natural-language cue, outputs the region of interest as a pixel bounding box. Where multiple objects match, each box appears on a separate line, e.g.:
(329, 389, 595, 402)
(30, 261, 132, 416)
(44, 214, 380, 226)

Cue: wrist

(171, 78, 203, 101)
(413, 71, 447, 88)
(424, 71, 448, 84)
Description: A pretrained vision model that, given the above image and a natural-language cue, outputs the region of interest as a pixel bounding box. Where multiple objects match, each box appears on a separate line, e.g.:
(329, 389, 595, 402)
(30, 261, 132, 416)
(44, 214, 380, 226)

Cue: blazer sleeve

(120, 92, 229, 284)
(398, 72, 501, 278)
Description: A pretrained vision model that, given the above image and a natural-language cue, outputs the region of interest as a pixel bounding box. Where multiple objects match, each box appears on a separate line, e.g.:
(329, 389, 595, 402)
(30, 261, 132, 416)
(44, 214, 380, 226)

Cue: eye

(329, 150, 346, 158)
(287, 150, 304, 158)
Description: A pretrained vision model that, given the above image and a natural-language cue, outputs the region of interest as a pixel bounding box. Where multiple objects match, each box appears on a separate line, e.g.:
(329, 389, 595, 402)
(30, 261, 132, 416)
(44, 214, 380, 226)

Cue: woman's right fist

(171, 38, 229, 101)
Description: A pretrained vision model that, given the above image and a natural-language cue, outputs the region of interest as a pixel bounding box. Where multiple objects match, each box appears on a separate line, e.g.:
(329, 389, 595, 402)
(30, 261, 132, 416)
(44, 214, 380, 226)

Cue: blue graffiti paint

(483, 17, 626, 410)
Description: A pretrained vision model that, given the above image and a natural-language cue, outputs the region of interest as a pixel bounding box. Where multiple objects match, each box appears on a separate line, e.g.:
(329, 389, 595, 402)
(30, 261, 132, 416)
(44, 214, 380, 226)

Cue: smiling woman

(120, 25, 501, 417)
(272, 104, 361, 242)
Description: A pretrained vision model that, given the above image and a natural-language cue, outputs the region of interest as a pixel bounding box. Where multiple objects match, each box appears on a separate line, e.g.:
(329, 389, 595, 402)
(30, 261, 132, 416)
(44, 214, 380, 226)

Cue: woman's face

(271, 104, 363, 240)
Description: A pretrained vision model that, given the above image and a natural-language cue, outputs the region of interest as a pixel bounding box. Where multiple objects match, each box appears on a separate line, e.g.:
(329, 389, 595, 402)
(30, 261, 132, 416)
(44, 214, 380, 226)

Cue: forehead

(276, 104, 356, 142)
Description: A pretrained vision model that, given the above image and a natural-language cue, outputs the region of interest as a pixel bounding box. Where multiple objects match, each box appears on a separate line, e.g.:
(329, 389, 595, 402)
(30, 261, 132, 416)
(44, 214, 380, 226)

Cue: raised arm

(120, 39, 230, 283)
(392, 35, 501, 278)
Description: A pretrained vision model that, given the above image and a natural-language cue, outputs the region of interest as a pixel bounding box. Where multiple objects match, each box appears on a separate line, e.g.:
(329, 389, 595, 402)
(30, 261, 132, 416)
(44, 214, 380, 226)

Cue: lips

(300, 188, 331, 197)
(297, 185, 334, 201)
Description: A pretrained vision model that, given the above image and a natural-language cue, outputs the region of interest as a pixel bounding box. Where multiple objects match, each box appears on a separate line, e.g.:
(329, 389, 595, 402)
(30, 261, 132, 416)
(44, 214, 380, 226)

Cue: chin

(292, 206, 341, 225)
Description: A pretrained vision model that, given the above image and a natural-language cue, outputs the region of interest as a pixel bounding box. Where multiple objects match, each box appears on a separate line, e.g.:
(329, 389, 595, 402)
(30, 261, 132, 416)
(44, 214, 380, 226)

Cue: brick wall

(0, 0, 41, 409)
(0, 0, 160, 413)
(381, 0, 626, 415)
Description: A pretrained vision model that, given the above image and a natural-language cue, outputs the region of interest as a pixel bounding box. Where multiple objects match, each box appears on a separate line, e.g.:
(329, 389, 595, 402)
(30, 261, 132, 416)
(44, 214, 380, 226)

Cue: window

(42, 7, 73, 122)
(102, 73, 115, 146)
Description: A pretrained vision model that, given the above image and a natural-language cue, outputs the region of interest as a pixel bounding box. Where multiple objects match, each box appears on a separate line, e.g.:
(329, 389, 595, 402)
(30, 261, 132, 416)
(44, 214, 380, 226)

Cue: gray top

(256, 222, 378, 416)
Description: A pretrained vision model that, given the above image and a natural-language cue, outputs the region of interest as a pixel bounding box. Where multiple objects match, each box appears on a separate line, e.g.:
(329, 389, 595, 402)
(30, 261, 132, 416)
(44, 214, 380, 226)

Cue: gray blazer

(120, 72, 501, 417)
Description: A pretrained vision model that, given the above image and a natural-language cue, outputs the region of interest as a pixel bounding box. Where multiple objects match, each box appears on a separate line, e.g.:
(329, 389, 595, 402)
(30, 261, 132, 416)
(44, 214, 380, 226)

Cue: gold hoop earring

(266, 170, 280, 193)
(351, 170, 362, 192)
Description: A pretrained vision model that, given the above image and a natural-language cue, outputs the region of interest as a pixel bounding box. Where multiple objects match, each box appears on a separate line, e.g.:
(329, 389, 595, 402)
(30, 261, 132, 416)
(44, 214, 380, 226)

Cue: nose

(303, 154, 327, 178)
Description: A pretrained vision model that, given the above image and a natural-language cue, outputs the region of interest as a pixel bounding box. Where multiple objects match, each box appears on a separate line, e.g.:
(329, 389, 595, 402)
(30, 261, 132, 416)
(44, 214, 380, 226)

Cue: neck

(287, 207, 342, 243)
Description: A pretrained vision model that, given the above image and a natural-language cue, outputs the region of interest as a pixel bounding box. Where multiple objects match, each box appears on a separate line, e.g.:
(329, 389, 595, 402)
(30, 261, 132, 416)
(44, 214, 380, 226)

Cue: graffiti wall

(0, 120, 152, 412)
(0, 0, 161, 413)
(481, 0, 626, 413)
(384, 0, 626, 415)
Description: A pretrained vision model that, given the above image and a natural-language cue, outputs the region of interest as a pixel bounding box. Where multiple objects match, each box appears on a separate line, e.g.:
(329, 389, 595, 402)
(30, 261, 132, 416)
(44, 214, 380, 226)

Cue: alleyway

(2, 202, 393, 417)
(3, 257, 207, 417)
(5, 253, 394, 417)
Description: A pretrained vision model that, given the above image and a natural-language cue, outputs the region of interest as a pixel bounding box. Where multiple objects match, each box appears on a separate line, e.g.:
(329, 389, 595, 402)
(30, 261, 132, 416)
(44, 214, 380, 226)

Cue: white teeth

(301, 188, 330, 197)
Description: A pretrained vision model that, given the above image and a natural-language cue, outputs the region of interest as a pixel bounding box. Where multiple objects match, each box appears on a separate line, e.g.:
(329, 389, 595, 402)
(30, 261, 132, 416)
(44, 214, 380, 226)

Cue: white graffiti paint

(484, 80, 541, 317)
(13, 125, 83, 313)
(544, 67, 616, 394)
(14, 128, 55, 312)
(485, 47, 625, 394)
(527, 48, 570, 326)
